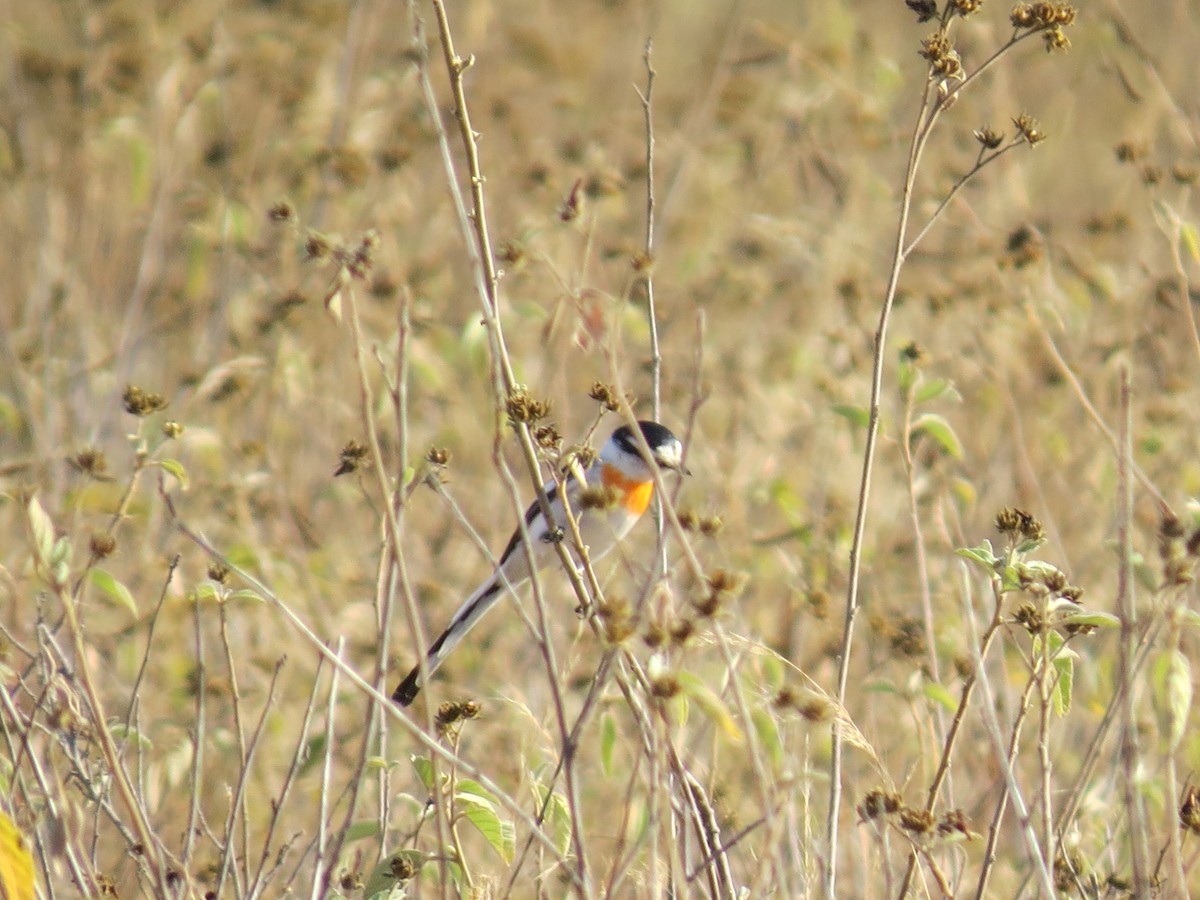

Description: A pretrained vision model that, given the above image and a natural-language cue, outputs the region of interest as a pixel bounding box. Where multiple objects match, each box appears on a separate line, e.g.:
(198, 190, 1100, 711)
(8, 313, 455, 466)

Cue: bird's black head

(611, 420, 686, 473)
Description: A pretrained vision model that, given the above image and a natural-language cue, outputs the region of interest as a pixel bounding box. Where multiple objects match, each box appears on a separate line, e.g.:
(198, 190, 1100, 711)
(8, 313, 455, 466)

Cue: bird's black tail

(392, 666, 422, 706)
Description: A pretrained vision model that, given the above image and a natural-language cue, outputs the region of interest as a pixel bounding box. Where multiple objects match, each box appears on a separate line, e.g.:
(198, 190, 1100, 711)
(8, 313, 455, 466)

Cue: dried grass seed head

(974, 126, 1005, 150)
(334, 439, 370, 477)
(122, 384, 168, 417)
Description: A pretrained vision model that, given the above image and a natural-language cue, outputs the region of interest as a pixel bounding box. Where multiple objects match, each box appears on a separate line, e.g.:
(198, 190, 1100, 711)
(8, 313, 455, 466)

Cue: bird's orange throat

(601, 464, 655, 515)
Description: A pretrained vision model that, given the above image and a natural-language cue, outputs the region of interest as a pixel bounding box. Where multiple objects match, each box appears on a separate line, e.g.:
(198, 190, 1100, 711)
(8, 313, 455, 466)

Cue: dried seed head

(1014, 602, 1042, 633)
(650, 674, 681, 699)
(534, 424, 562, 450)
(857, 789, 902, 822)
(1012, 114, 1047, 146)
(905, 0, 938, 22)
(890, 617, 926, 658)
(588, 381, 621, 412)
(642, 623, 667, 648)
(995, 506, 1045, 543)
(559, 177, 585, 222)
(631, 250, 655, 273)
(1181, 786, 1200, 834)
(304, 232, 332, 260)
(1042, 25, 1070, 52)
(89, 532, 117, 559)
(669, 619, 696, 646)
(267, 200, 295, 223)
(974, 126, 1005, 150)
(506, 388, 551, 426)
(162, 421, 184, 439)
(950, 0, 984, 16)
(426, 446, 450, 466)
(122, 384, 168, 417)
(435, 700, 482, 734)
(579, 485, 620, 510)
(597, 597, 635, 644)
(70, 447, 110, 479)
(208, 564, 230, 584)
(497, 239, 527, 268)
(334, 440, 369, 477)
(390, 856, 417, 881)
(898, 807, 936, 836)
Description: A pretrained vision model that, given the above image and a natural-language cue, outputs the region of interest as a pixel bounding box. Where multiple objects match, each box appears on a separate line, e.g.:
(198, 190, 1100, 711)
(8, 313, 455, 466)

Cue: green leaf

(90, 569, 138, 617)
(226, 589, 264, 604)
(1035, 631, 1074, 716)
(1058, 608, 1120, 629)
(158, 458, 190, 491)
(914, 378, 958, 404)
(911, 413, 963, 460)
(1181, 608, 1200, 633)
(1152, 649, 1192, 751)
(1182, 220, 1200, 263)
(599, 712, 617, 777)
(192, 583, 221, 603)
(533, 785, 572, 856)
(297, 735, 326, 778)
(344, 820, 381, 843)
(410, 755, 435, 791)
(108, 722, 152, 749)
(955, 540, 997, 570)
(27, 495, 54, 565)
(455, 786, 514, 862)
(923, 682, 958, 713)
(1052, 650, 1073, 717)
(831, 404, 870, 429)
(49, 536, 72, 568)
(758, 652, 785, 692)
(363, 849, 425, 898)
(752, 707, 784, 768)
(675, 671, 742, 742)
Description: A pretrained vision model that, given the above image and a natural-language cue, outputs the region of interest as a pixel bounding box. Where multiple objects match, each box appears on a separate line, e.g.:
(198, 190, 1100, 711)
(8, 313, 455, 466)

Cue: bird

(393, 420, 687, 707)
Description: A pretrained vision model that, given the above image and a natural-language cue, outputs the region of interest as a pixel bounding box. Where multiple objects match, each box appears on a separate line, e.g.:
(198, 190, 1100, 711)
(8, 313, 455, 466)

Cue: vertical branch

(1117, 366, 1152, 891)
(824, 73, 937, 900)
(311, 638, 344, 900)
(636, 39, 662, 421)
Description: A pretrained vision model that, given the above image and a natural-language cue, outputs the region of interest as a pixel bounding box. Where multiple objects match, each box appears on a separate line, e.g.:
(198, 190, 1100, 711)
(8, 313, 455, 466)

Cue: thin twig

(1117, 366, 1152, 891)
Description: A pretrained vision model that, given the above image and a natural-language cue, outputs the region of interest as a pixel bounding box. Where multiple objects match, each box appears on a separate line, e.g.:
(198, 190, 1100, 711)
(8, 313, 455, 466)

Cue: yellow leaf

(0, 812, 34, 900)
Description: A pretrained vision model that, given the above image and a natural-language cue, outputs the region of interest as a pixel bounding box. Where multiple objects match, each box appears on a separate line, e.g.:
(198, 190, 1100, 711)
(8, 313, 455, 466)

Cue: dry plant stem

(1036, 632, 1053, 868)
(1116, 367, 1152, 892)
(900, 387, 943, 718)
(1161, 208, 1200, 368)
(50, 580, 172, 892)
(183, 597, 206, 871)
(826, 73, 936, 900)
(1157, 603, 1188, 895)
(214, 658, 285, 898)
(636, 38, 662, 421)
(975, 673, 1038, 899)
(246, 656, 327, 899)
(122, 556, 178, 734)
(167, 515, 577, 875)
(961, 572, 1056, 898)
(1025, 299, 1169, 510)
(919, 849, 953, 898)
(0, 684, 92, 895)
(412, 27, 600, 871)
(896, 582, 1005, 898)
(311, 638, 344, 900)
(829, 26, 1069, 894)
(216, 599, 250, 891)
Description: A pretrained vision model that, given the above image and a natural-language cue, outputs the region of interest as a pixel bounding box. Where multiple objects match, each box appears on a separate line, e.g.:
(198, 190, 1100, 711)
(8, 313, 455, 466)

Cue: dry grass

(3, 0, 1200, 897)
